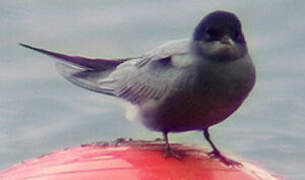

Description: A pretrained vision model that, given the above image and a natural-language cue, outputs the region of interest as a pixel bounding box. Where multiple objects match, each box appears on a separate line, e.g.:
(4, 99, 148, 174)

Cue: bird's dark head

(193, 11, 248, 61)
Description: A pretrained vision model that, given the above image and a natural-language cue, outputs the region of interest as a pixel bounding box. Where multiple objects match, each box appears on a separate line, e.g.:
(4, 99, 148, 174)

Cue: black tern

(20, 10, 256, 166)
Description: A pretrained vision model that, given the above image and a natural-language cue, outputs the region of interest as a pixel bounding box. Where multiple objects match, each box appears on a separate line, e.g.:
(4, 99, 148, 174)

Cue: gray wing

(55, 62, 116, 95)
(99, 39, 191, 104)
(20, 39, 191, 104)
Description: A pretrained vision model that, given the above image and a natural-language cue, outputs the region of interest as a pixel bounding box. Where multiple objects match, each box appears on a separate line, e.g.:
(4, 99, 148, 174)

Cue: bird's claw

(208, 150, 242, 167)
(163, 149, 182, 159)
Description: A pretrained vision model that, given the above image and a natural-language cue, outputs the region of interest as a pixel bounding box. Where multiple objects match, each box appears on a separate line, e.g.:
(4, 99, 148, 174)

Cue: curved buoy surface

(0, 139, 284, 180)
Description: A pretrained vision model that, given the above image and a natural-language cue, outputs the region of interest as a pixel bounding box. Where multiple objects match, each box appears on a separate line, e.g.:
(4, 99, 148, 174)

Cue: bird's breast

(139, 56, 255, 132)
(194, 56, 255, 112)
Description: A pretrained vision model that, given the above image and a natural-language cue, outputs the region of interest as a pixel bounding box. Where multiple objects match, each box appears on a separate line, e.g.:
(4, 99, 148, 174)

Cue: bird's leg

(162, 131, 180, 158)
(203, 128, 242, 167)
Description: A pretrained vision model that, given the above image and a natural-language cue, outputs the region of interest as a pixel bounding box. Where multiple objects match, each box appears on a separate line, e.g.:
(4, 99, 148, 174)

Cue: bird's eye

(233, 31, 245, 43)
(206, 28, 218, 37)
(233, 31, 240, 40)
(204, 28, 220, 41)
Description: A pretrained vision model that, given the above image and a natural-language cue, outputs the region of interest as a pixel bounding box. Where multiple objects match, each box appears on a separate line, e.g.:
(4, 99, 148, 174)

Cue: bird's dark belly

(140, 59, 255, 132)
(140, 82, 251, 132)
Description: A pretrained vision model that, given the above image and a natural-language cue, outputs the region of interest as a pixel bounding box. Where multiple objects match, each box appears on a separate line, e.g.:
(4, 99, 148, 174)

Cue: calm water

(1, 1, 305, 179)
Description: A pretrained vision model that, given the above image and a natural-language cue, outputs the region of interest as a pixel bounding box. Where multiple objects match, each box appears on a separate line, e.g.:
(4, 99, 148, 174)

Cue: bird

(20, 10, 256, 166)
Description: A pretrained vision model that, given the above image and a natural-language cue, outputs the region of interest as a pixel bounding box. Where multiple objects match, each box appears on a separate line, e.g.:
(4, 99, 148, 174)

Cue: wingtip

(19, 43, 46, 53)
(19, 43, 33, 49)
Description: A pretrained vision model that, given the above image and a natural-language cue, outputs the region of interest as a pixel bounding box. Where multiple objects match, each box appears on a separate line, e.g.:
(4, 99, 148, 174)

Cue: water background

(1, 1, 305, 179)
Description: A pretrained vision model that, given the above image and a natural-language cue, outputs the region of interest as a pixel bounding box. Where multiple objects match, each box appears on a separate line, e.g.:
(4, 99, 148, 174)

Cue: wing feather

(102, 40, 189, 104)
(21, 39, 191, 104)
(95, 39, 192, 104)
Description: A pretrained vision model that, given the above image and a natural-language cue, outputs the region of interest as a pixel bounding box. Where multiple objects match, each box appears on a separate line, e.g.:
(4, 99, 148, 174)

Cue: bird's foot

(163, 148, 182, 159)
(208, 150, 242, 167)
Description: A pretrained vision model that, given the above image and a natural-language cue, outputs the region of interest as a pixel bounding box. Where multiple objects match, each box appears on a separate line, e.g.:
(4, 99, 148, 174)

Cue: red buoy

(0, 139, 284, 180)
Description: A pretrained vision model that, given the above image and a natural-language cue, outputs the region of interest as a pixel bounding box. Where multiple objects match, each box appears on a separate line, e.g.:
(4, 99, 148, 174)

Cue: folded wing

(98, 39, 191, 104)
(20, 39, 190, 104)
